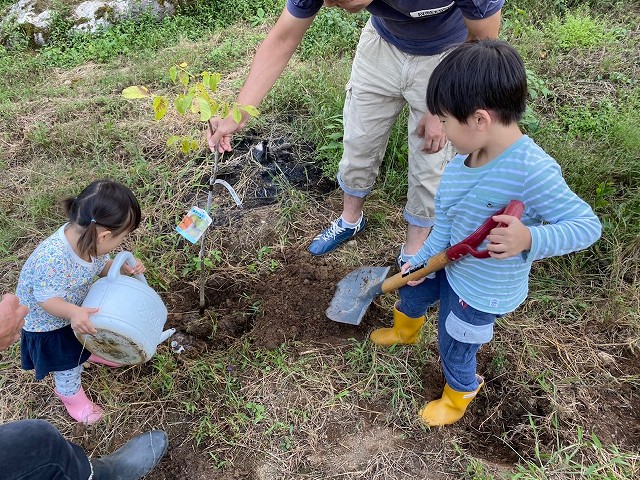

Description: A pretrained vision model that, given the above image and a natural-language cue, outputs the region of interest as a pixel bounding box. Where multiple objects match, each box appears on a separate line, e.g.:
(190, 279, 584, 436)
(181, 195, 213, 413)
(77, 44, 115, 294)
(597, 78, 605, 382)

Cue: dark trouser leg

(0, 419, 91, 480)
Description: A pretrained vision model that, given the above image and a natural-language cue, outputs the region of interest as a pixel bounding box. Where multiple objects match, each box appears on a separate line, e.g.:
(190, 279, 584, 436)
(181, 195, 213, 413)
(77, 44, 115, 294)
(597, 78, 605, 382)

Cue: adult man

(207, 0, 503, 258)
(0, 293, 168, 479)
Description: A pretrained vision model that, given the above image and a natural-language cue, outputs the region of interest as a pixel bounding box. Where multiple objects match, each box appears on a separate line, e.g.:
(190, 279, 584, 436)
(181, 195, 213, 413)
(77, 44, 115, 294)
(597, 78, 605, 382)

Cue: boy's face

(439, 114, 481, 155)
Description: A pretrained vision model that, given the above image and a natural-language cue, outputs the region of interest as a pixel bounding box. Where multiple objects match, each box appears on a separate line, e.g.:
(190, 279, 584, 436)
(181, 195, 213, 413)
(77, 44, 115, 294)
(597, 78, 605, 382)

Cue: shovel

(326, 200, 525, 325)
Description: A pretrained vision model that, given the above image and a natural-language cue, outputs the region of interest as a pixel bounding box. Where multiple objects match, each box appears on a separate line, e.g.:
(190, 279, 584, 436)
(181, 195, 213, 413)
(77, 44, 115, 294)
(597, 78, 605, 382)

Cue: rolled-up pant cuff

(337, 173, 371, 199)
(403, 209, 435, 228)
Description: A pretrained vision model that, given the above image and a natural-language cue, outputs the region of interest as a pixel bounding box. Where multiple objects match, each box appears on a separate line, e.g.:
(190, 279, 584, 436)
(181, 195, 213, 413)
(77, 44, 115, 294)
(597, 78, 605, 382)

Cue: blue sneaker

(397, 244, 408, 269)
(308, 215, 366, 256)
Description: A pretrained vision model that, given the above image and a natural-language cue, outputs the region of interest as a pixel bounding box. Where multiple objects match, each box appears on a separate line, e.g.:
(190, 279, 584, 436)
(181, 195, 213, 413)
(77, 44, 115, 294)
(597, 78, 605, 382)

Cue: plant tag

(176, 206, 213, 244)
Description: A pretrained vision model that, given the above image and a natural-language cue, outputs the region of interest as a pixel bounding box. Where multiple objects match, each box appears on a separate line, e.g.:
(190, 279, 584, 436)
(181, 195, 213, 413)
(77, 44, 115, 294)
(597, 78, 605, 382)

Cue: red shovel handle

(446, 200, 525, 260)
(399, 200, 525, 280)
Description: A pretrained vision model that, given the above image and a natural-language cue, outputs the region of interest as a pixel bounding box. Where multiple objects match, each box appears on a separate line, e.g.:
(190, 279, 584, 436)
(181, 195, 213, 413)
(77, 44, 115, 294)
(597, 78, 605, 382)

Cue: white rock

(3, 0, 175, 46)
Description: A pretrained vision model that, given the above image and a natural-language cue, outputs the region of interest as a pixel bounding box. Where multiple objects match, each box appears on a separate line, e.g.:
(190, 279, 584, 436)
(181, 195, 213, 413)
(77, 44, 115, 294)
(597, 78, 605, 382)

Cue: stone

(2, 0, 176, 46)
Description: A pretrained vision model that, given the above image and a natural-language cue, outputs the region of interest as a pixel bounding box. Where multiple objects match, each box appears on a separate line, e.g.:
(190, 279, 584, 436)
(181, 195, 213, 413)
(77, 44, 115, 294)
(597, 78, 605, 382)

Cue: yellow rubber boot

(370, 305, 425, 346)
(418, 377, 484, 427)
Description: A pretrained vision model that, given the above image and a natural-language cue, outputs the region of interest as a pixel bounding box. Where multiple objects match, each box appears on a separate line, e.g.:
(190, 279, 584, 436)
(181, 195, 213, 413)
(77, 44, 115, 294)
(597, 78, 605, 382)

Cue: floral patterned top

(17, 224, 110, 332)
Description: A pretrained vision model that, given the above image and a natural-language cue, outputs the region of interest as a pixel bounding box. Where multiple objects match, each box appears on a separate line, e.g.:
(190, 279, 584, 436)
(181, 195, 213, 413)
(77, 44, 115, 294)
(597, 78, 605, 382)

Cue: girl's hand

(121, 257, 146, 276)
(69, 306, 99, 335)
(400, 262, 427, 287)
(486, 215, 532, 259)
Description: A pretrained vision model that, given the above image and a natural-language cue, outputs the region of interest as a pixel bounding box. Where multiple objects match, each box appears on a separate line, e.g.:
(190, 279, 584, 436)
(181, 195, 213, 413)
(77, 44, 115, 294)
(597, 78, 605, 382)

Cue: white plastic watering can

(76, 251, 175, 365)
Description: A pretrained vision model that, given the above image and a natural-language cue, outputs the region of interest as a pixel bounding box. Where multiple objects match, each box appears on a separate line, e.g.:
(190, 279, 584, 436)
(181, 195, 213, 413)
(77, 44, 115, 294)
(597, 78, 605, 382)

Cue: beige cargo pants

(337, 20, 455, 227)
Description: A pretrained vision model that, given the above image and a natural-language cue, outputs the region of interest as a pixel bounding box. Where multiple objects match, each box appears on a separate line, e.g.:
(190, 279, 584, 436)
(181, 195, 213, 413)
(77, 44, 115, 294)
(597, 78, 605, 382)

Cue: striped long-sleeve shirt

(408, 135, 602, 314)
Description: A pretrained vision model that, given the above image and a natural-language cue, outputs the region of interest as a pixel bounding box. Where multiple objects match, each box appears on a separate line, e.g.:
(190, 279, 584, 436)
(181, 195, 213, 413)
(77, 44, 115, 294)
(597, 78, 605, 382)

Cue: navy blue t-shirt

(286, 0, 504, 55)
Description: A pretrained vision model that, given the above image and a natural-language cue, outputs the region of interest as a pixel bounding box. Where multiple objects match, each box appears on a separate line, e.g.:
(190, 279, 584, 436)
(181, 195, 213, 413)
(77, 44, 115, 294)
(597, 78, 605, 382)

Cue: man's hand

(207, 114, 249, 153)
(417, 112, 447, 154)
(0, 294, 28, 350)
(486, 215, 532, 259)
(324, 0, 372, 13)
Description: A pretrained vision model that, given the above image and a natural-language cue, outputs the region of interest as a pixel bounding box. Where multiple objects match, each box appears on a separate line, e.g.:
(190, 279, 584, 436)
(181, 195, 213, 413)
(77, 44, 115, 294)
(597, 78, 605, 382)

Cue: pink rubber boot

(89, 354, 122, 368)
(55, 386, 103, 424)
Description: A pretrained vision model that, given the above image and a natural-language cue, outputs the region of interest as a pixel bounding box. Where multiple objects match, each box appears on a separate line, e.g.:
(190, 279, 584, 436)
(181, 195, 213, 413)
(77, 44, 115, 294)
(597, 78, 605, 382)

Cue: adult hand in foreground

(0, 294, 28, 350)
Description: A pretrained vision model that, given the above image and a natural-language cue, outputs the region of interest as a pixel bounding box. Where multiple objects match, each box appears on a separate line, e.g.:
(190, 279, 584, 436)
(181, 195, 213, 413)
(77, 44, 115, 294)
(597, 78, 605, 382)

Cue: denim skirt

(21, 325, 91, 380)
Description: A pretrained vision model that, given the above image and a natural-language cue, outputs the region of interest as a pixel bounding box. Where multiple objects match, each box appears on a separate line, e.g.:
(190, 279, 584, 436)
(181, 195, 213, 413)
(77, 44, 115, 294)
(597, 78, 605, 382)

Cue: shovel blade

(326, 266, 391, 325)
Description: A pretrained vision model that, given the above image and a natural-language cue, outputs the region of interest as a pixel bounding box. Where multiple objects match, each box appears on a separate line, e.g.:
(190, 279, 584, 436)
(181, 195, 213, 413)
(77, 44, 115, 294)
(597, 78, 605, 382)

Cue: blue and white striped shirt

(408, 135, 602, 314)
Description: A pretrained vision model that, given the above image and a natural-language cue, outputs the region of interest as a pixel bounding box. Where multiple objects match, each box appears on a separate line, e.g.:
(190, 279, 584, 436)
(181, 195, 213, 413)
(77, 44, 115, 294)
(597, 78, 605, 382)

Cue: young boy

(369, 40, 602, 427)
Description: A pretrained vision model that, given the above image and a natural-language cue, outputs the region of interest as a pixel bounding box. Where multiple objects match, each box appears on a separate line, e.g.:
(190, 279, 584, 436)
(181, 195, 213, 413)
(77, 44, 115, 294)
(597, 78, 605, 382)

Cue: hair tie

(90, 218, 96, 224)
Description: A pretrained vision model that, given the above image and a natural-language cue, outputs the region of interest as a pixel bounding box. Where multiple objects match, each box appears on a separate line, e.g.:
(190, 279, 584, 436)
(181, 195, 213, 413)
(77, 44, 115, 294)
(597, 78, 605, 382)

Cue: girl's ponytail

(63, 181, 141, 259)
(76, 219, 100, 259)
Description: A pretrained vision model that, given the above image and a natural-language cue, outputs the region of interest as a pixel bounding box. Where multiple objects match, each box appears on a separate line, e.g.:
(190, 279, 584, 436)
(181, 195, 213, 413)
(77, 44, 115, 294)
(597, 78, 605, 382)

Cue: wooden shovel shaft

(377, 200, 525, 295)
(380, 251, 450, 294)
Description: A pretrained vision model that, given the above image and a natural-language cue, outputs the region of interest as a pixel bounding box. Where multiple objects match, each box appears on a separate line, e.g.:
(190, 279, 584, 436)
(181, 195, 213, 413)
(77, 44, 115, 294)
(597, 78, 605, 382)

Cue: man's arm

(208, 8, 315, 151)
(464, 10, 502, 40)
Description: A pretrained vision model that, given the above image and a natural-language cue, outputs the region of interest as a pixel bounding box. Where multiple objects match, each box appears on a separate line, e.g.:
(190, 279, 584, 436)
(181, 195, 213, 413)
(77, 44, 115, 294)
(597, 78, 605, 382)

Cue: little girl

(17, 180, 145, 424)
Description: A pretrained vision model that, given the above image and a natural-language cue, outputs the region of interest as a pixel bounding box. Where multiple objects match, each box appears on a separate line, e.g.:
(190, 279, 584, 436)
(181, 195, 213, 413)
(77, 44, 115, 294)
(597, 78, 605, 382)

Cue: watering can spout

(158, 328, 176, 345)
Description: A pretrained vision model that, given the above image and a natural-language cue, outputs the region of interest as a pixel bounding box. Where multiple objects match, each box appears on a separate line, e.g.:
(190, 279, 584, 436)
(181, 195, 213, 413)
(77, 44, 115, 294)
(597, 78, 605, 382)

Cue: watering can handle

(107, 251, 148, 285)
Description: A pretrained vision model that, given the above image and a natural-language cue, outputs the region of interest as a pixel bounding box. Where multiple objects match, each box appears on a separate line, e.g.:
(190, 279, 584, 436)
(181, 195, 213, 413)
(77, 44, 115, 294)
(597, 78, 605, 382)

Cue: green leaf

(153, 96, 169, 121)
(209, 100, 219, 117)
(122, 85, 150, 99)
(209, 72, 221, 92)
(178, 70, 189, 87)
(198, 98, 212, 122)
(181, 138, 190, 154)
(231, 106, 242, 124)
(174, 94, 192, 115)
(169, 66, 178, 84)
(190, 139, 199, 151)
(195, 84, 213, 104)
(219, 103, 229, 119)
(166, 135, 181, 147)
(201, 71, 210, 89)
(241, 104, 260, 117)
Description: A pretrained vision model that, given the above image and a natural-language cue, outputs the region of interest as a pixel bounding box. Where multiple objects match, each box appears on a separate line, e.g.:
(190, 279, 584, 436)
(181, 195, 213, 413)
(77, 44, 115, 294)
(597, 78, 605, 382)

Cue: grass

(0, 0, 639, 478)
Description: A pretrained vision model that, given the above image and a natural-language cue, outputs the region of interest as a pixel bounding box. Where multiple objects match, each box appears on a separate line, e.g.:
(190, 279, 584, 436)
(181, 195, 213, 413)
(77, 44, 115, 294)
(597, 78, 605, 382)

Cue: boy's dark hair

(63, 180, 141, 259)
(426, 39, 527, 124)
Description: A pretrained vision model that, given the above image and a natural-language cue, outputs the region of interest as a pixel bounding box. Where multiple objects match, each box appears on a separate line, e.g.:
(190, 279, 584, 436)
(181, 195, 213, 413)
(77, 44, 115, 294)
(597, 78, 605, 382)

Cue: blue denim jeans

(397, 269, 496, 392)
(0, 419, 91, 479)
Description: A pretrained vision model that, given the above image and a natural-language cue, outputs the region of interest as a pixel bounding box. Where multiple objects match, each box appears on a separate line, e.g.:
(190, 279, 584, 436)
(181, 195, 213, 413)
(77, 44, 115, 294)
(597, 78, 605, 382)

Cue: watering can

(76, 251, 175, 365)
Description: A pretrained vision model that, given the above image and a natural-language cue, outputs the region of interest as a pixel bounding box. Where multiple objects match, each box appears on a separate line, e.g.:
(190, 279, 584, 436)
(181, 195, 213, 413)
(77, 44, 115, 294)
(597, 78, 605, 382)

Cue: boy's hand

(70, 306, 99, 335)
(121, 257, 146, 276)
(400, 262, 427, 286)
(486, 215, 532, 259)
